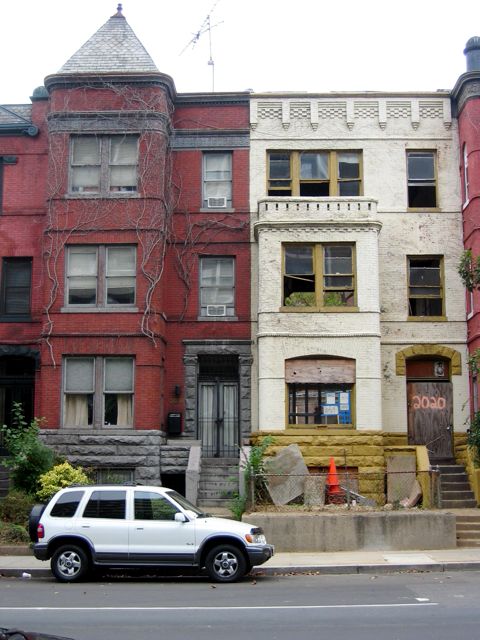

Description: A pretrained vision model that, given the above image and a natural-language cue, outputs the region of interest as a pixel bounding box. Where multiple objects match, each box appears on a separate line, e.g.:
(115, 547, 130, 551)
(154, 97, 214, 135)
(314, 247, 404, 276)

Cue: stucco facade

(250, 94, 469, 452)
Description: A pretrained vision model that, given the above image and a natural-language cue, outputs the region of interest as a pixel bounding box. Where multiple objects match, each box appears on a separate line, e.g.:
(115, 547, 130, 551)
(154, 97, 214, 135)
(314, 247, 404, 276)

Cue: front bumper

(246, 544, 274, 567)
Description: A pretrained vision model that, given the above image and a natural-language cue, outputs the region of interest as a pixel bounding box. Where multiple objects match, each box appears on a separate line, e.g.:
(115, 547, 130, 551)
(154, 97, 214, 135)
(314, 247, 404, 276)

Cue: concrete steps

(197, 457, 239, 508)
(456, 514, 480, 547)
(438, 464, 477, 509)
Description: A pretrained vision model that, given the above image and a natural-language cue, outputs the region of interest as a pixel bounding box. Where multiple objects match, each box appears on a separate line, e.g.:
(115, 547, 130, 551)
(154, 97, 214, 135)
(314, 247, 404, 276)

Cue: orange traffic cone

(326, 457, 345, 504)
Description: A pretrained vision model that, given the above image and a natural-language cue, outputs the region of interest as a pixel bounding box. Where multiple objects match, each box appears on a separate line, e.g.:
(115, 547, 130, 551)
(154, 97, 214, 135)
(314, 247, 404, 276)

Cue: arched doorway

(406, 357, 453, 461)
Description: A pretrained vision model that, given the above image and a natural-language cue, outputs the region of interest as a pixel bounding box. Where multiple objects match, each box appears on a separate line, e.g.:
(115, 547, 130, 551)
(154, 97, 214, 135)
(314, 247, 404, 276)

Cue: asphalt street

(1, 570, 480, 640)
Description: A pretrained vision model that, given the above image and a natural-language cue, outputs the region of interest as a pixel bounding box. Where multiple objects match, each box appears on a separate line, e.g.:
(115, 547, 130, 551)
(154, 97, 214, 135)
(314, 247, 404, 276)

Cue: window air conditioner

(207, 196, 227, 208)
(207, 305, 227, 317)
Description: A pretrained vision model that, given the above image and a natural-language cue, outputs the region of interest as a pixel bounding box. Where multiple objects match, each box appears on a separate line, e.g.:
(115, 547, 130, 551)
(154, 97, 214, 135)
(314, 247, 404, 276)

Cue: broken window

(268, 151, 361, 197)
(408, 257, 443, 317)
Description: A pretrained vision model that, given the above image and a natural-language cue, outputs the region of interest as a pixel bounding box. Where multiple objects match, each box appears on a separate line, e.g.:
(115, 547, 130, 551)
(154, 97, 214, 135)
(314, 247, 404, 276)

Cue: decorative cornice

(47, 110, 170, 134)
(171, 130, 249, 149)
(44, 72, 176, 102)
(451, 72, 480, 114)
(253, 219, 382, 239)
(175, 92, 250, 107)
(256, 332, 381, 339)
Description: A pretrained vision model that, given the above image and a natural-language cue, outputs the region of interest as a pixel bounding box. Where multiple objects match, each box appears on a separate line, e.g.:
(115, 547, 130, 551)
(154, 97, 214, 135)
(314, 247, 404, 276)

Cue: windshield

(165, 489, 207, 516)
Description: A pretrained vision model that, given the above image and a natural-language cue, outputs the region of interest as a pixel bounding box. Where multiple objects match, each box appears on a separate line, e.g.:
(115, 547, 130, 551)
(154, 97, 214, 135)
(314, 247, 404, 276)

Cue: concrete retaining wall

(244, 511, 456, 552)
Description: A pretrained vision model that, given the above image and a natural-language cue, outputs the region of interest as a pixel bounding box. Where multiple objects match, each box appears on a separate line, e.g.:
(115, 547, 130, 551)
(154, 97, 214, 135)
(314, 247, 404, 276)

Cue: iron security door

(407, 381, 453, 460)
(198, 381, 239, 457)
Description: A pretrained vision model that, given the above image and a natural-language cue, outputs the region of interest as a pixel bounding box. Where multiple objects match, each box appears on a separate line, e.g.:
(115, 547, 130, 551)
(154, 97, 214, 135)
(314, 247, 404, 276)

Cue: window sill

(199, 207, 235, 213)
(61, 306, 139, 313)
(407, 315, 447, 322)
(65, 192, 139, 199)
(197, 315, 238, 321)
(287, 424, 354, 430)
(281, 306, 359, 313)
(60, 425, 134, 430)
(406, 207, 440, 212)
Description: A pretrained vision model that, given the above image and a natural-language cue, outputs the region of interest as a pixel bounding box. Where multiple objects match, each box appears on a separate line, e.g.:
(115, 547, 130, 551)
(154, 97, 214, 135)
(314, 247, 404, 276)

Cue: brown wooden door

(407, 382, 453, 460)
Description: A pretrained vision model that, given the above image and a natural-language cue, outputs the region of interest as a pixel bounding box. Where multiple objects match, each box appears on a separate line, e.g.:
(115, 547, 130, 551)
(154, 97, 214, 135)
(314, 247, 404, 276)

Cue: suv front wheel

(205, 544, 247, 583)
(51, 544, 89, 582)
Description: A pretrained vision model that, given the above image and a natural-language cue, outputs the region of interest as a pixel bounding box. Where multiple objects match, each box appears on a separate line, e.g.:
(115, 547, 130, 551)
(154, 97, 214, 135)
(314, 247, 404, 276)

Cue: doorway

(197, 355, 239, 457)
(406, 358, 453, 461)
(0, 356, 35, 454)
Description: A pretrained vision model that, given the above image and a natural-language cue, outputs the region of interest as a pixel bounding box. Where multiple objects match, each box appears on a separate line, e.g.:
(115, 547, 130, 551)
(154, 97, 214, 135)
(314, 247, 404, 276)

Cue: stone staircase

(197, 457, 239, 510)
(437, 463, 476, 508)
(0, 458, 10, 499)
(456, 513, 480, 547)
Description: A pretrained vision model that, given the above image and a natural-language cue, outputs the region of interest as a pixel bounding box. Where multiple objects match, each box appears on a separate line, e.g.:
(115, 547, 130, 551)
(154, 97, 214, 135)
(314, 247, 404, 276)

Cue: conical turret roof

(58, 4, 159, 75)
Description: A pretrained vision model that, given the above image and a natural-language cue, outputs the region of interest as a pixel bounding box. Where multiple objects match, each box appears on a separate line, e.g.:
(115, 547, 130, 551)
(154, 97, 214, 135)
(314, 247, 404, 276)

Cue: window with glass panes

(0, 258, 32, 319)
(283, 244, 355, 309)
(408, 256, 443, 317)
(199, 257, 235, 317)
(407, 151, 437, 208)
(66, 246, 135, 308)
(70, 135, 138, 194)
(64, 357, 134, 428)
(203, 152, 232, 208)
(268, 151, 361, 197)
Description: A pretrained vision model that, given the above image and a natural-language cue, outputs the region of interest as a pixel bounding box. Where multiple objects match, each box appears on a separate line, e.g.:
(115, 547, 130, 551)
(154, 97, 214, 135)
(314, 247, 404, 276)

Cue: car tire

(205, 544, 247, 583)
(51, 545, 89, 583)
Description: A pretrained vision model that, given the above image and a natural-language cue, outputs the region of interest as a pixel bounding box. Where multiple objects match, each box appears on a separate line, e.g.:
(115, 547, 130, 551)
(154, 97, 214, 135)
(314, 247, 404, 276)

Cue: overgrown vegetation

(458, 249, 480, 292)
(229, 436, 275, 520)
(36, 461, 92, 502)
(0, 402, 55, 495)
(0, 489, 35, 525)
(467, 411, 480, 464)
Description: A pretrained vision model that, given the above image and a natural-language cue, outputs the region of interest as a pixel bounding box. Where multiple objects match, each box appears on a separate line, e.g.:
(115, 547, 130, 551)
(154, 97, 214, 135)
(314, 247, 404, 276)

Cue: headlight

(245, 532, 267, 544)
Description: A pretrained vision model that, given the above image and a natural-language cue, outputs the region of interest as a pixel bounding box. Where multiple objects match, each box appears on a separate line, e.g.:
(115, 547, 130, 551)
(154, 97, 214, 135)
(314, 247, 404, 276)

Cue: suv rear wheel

(205, 544, 247, 583)
(51, 544, 89, 582)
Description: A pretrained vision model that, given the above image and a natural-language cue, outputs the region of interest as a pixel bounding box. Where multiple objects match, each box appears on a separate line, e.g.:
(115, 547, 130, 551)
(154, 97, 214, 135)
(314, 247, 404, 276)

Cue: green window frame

(268, 151, 362, 197)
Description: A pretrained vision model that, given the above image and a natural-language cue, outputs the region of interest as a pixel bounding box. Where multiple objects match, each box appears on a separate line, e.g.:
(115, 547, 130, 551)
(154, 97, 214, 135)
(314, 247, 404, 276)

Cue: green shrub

(0, 490, 35, 526)
(0, 522, 30, 544)
(1, 402, 55, 495)
(37, 462, 92, 502)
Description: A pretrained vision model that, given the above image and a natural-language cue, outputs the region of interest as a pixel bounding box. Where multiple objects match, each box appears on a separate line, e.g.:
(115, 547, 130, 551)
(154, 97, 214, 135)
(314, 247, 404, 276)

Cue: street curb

(2, 562, 480, 580)
(254, 562, 480, 576)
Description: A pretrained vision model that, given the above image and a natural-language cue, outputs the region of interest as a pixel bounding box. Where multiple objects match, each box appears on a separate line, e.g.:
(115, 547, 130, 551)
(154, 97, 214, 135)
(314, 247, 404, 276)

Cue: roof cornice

(44, 71, 176, 102)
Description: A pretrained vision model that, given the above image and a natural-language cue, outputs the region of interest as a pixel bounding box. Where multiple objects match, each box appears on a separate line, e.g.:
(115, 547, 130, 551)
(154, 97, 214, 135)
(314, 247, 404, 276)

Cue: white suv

(30, 485, 274, 583)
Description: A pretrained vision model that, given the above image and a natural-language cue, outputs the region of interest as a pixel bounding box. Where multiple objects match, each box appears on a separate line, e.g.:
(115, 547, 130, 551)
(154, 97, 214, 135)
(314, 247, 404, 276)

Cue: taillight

(37, 524, 44, 540)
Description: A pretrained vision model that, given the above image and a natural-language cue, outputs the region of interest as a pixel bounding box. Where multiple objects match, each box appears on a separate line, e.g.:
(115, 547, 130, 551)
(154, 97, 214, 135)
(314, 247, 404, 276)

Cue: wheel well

(199, 537, 248, 567)
(47, 537, 93, 561)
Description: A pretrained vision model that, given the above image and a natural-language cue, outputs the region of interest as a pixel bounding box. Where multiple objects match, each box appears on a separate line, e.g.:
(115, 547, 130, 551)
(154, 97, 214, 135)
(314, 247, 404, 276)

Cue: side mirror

(174, 512, 188, 523)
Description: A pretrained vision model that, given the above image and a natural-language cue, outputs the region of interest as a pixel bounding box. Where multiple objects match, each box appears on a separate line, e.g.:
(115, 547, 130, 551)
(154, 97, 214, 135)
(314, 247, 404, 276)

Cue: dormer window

(70, 135, 138, 195)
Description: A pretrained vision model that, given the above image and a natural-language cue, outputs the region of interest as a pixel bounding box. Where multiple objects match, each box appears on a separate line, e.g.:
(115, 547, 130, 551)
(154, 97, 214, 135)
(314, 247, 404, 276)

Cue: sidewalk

(2, 547, 480, 578)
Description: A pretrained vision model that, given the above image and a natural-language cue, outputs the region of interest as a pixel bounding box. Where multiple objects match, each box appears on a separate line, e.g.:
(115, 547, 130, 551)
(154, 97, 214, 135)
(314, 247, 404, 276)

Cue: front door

(198, 381, 239, 457)
(407, 381, 453, 460)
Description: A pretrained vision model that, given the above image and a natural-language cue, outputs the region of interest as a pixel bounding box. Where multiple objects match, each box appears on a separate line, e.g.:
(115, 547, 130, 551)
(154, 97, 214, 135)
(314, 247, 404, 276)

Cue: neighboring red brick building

(0, 6, 250, 497)
(453, 37, 480, 416)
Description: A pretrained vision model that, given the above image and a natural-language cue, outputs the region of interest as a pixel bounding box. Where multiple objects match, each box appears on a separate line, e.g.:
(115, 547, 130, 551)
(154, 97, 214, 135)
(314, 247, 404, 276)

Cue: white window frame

(70, 135, 138, 195)
(463, 143, 470, 206)
(199, 256, 235, 318)
(202, 152, 232, 208)
(66, 245, 136, 309)
(63, 356, 134, 428)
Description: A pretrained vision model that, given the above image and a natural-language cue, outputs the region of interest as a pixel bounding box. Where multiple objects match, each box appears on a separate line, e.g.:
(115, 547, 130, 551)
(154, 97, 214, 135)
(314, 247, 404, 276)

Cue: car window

(50, 491, 85, 518)
(134, 491, 179, 521)
(82, 490, 126, 519)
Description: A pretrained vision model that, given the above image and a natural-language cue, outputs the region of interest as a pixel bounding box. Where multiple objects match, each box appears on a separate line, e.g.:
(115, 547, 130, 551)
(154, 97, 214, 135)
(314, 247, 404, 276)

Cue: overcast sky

(1, 0, 479, 104)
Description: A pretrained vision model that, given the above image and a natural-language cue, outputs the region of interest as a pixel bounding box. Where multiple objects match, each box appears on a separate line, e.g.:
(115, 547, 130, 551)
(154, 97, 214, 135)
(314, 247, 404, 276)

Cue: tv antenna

(180, 1, 223, 92)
